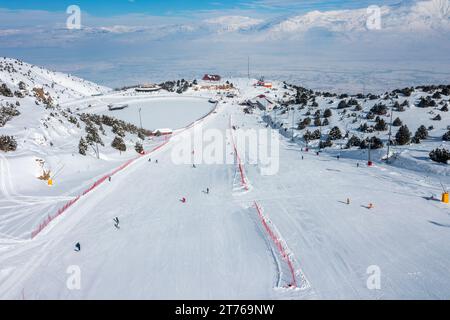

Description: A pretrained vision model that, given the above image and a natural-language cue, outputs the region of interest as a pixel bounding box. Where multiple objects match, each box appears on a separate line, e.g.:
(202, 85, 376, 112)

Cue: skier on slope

(113, 217, 120, 229)
(206, 188, 210, 194)
(180, 197, 186, 203)
(74, 242, 81, 252)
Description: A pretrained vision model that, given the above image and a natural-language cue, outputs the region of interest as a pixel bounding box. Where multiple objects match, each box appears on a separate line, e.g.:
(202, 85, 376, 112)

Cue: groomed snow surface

(1, 79, 450, 300)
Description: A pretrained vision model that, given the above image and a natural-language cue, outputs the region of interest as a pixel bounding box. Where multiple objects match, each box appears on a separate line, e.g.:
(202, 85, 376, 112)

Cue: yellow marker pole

(442, 192, 449, 204)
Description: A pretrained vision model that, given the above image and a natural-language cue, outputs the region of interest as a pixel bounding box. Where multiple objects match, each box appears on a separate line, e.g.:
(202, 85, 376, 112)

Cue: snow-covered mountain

(204, 16, 264, 33)
(84, 0, 450, 40)
(6, 1, 448, 43)
(0, 58, 110, 102)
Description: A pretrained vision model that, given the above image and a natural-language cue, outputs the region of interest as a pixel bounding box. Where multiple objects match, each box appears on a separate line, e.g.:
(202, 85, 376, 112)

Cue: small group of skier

(74, 216, 120, 252)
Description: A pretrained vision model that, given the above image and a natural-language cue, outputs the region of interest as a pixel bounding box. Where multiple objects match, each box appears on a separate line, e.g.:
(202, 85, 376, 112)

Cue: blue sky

(0, 0, 407, 16)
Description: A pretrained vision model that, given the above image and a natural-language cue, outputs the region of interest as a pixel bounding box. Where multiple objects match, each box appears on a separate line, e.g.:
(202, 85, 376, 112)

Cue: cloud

(1, 1, 449, 92)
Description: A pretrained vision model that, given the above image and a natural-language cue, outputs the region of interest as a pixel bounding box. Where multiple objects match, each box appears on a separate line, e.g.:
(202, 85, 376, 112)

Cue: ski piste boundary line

(253, 201, 310, 290)
(30, 102, 219, 239)
(229, 113, 309, 290)
(228, 114, 250, 191)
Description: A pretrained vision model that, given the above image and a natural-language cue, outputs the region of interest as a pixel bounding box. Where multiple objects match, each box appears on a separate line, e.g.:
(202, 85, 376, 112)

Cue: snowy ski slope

(1, 91, 450, 299)
(1, 62, 450, 299)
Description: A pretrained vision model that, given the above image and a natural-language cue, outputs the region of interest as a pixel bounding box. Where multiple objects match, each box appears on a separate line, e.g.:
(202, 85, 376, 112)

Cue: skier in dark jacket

(113, 217, 120, 229)
(74, 242, 81, 252)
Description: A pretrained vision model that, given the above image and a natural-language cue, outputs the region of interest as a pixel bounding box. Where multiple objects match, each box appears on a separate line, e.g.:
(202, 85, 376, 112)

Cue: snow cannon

(442, 192, 449, 204)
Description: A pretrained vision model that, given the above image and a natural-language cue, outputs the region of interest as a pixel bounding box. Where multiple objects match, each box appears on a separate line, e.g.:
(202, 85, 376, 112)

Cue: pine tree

(395, 125, 411, 145)
(366, 112, 375, 120)
(432, 114, 441, 121)
(112, 123, 126, 137)
(360, 136, 383, 149)
(85, 122, 104, 146)
(319, 137, 333, 149)
(370, 103, 388, 115)
(346, 135, 362, 148)
(429, 148, 450, 163)
(443, 130, 450, 141)
(415, 125, 428, 140)
(111, 136, 126, 152)
(337, 100, 349, 109)
(354, 104, 363, 111)
(138, 131, 146, 141)
(392, 117, 402, 126)
(135, 141, 144, 154)
(374, 118, 387, 131)
(323, 109, 332, 118)
(78, 137, 88, 156)
(328, 126, 342, 140)
(0, 135, 17, 152)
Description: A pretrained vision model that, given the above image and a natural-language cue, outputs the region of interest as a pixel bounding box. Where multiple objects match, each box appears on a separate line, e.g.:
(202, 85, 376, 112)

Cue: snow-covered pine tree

(392, 117, 402, 126)
(135, 141, 144, 154)
(415, 125, 428, 140)
(78, 137, 88, 155)
(374, 117, 387, 131)
(429, 148, 450, 164)
(328, 126, 342, 140)
(443, 130, 450, 141)
(395, 125, 411, 145)
(112, 136, 126, 152)
(0, 135, 17, 152)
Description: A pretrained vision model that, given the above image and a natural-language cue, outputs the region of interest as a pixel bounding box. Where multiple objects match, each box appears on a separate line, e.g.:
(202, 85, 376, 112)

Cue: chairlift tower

(386, 98, 395, 163)
(291, 106, 296, 141)
(138, 107, 143, 130)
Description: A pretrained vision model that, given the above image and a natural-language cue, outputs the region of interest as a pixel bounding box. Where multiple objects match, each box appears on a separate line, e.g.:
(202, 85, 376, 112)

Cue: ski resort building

(108, 104, 129, 111)
(247, 96, 275, 111)
(135, 84, 161, 92)
(256, 80, 273, 89)
(202, 74, 221, 82)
